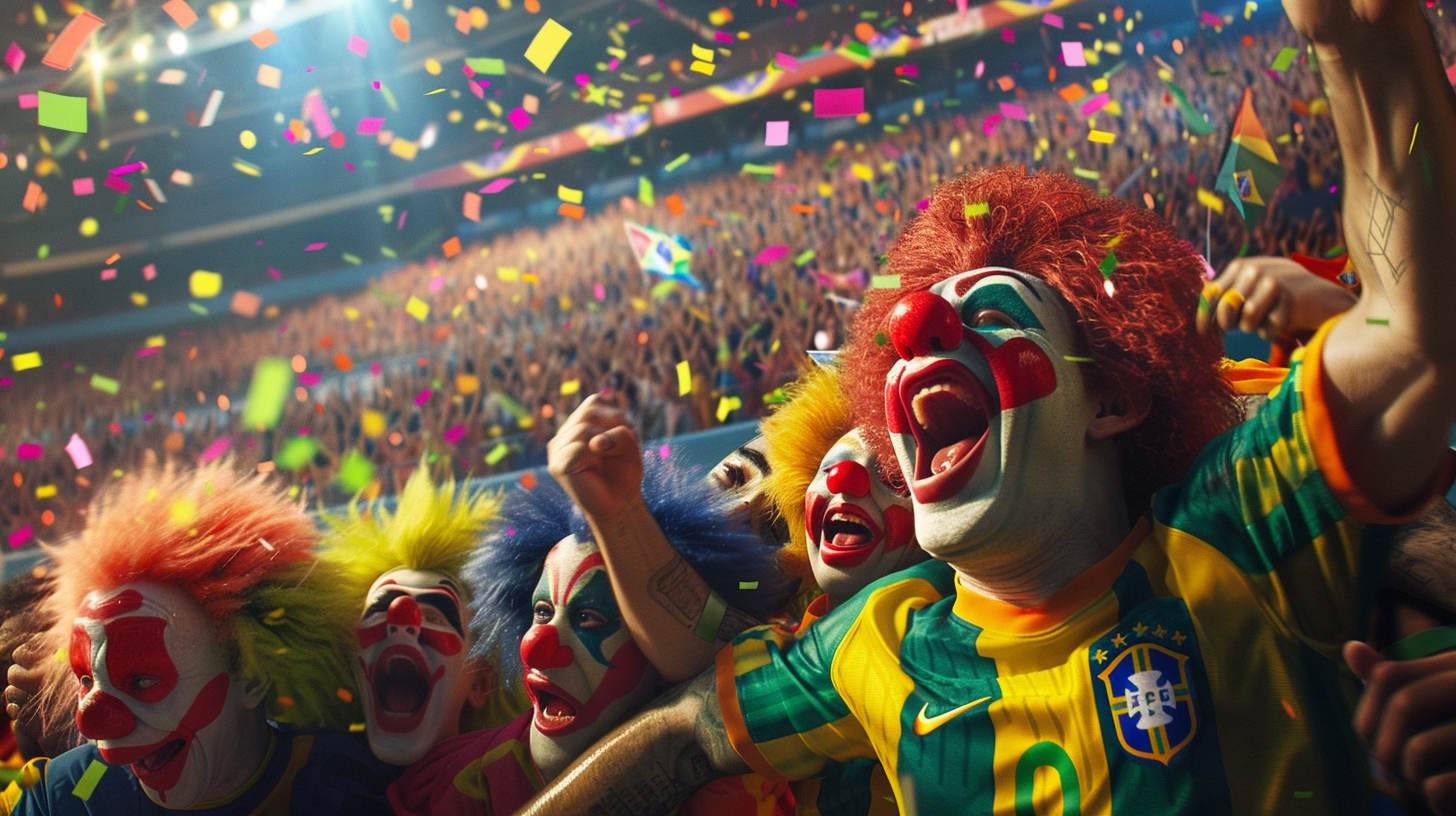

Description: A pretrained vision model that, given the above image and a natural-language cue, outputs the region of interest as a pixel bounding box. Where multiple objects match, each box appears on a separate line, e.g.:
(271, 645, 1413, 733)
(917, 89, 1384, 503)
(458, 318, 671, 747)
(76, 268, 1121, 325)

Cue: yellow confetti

(560, 379, 581, 395)
(557, 185, 583, 204)
(1087, 129, 1116, 144)
(405, 296, 430, 321)
(676, 360, 691, 395)
(1196, 187, 1225, 214)
(850, 163, 873, 182)
(34, 485, 57, 499)
(189, 270, 222, 298)
(523, 18, 572, 72)
(11, 352, 41, 371)
(361, 410, 386, 438)
(168, 498, 197, 526)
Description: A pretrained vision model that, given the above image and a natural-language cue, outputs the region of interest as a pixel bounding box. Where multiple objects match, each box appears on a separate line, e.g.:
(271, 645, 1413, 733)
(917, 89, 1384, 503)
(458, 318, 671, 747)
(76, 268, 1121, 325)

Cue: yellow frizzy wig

(38, 460, 363, 737)
(319, 465, 520, 730)
(759, 363, 853, 584)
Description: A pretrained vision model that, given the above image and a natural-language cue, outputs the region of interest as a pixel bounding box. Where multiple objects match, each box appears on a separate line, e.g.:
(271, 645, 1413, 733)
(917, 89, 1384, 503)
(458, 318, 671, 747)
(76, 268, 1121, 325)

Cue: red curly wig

(840, 167, 1243, 517)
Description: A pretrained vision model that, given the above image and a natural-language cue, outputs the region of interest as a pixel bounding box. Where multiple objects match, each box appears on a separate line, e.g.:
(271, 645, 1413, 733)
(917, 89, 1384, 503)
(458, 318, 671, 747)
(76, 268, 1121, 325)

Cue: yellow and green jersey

(718, 321, 1443, 815)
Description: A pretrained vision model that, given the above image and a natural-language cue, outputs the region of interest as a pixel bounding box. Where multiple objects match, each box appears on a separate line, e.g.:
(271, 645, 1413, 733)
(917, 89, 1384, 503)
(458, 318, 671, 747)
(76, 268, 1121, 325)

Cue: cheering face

(520, 536, 657, 758)
(70, 583, 262, 808)
(884, 268, 1096, 563)
(356, 568, 472, 766)
(804, 430, 923, 600)
(708, 436, 790, 549)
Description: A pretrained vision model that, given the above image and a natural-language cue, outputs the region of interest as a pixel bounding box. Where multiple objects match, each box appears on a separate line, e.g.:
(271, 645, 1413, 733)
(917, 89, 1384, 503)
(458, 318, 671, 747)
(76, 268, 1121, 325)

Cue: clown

(517, 1, 1456, 811)
(10, 461, 394, 815)
(318, 466, 525, 769)
(385, 455, 784, 816)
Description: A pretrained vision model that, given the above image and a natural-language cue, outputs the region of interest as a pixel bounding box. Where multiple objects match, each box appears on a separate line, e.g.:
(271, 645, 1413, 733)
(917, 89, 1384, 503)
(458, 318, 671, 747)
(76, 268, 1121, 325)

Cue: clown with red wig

(518, 1, 1456, 813)
(6, 461, 397, 815)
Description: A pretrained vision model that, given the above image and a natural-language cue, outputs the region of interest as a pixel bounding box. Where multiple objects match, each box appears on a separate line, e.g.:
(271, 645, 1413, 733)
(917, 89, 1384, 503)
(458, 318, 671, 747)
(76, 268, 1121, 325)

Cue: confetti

(463, 191, 481, 221)
(443, 425, 467, 444)
(753, 245, 789, 264)
(230, 290, 262, 318)
(8, 527, 32, 548)
(774, 52, 798, 71)
(664, 153, 690, 172)
(1366, 318, 1390, 326)
(65, 434, 93, 469)
(103, 176, 132, 194)
(466, 57, 506, 75)
(37, 92, 87, 133)
(348, 36, 369, 58)
(765, 121, 789, 146)
(1043, 13, 1064, 28)
(739, 581, 759, 590)
(335, 450, 375, 492)
(389, 14, 410, 42)
(485, 442, 510, 465)
(524, 19, 572, 73)
(964, 202, 990, 217)
(405, 296, 430, 321)
(677, 361, 692, 395)
(16, 445, 42, 460)
(276, 437, 320, 470)
(558, 185, 583, 204)
(1063, 356, 1094, 363)
(814, 88, 864, 118)
(157, 68, 186, 84)
(559, 203, 585, 219)
(199, 437, 232, 464)
(357, 117, 385, 134)
(1196, 187, 1225, 214)
(90, 374, 119, 393)
(11, 352, 41, 371)
(22, 181, 44, 212)
(1087, 129, 1116, 144)
(1061, 42, 1086, 66)
(189, 270, 222, 298)
(71, 760, 107, 801)
(508, 108, 532, 130)
(5, 42, 25, 74)
(481, 178, 514, 194)
(242, 358, 293, 430)
(199, 90, 224, 128)
(441, 237, 462, 257)
(257, 64, 281, 88)
(250, 28, 279, 49)
(871, 275, 901, 288)
(1270, 47, 1298, 72)
(41, 12, 104, 71)
(161, 0, 197, 28)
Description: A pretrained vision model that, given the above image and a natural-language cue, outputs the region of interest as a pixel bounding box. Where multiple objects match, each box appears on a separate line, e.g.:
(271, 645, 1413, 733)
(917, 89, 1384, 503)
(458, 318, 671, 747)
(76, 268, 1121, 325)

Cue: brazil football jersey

(718, 320, 1445, 815)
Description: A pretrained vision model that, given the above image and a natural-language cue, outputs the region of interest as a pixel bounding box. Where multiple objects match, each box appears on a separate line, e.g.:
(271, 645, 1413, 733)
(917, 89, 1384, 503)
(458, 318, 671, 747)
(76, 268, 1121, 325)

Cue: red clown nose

(825, 460, 872, 498)
(386, 594, 423, 629)
(889, 291, 962, 361)
(520, 624, 574, 670)
(77, 689, 136, 741)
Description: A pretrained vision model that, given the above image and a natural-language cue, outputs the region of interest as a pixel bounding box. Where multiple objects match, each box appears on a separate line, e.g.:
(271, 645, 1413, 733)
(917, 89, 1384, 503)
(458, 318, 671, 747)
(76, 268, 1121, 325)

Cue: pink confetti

(283, 129, 297, 143)
(304, 93, 335, 138)
(1200, 10, 1222, 26)
(18, 93, 37, 110)
(372, 80, 381, 89)
(4, 42, 24, 74)
(136, 347, 161, 358)
(1080, 92, 1110, 116)
(304, 242, 327, 251)
(981, 112, 1003, 136)
(370, 362, 382, 375)
(199, 436, 232, 463)
(16, 444, 43, 460)
(899, 65, 919, 78)
(813, 88, 864, 118)
(713, 31, 733, 44)
(111, 161, 147, 175)
(414, 389, 432, 406)
(1001, 27, 1014, 43)
(267, 267, 281, 279)
(344, 161, 355, 171)
(348, 35, 368, 57)
(143, 263, 157, 280)
(299, 372, 321, 386)
(481, 178, 515, 194)
(916, 198, 930, 210)
(100, 269, 116, 280)
(357, 116, 385, 135)
(999, 102, 1028, 121)
(1043, 13, 1064, 28)
(1062, 41, 1086, 66)
(658, 444, 671, 460)
(753, 245, 790, 264)
(64, 434, 92, 468)
(103, 175, 131, 194)
(507, 107, 532, 130)
(775, 52, 798, 71)
(429, 275, 445, 293)
(764, 120, 789, 146)
(443, 425, 466, 444)
(8, 526, 32, 548)
(73, 177, 94, 195)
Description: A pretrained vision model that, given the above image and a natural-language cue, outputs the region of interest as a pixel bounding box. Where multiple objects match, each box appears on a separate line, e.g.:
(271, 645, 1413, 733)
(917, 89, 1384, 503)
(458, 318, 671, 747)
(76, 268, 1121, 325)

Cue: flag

(623, 221, 703, 289)
(1215, 88, 1284, 234)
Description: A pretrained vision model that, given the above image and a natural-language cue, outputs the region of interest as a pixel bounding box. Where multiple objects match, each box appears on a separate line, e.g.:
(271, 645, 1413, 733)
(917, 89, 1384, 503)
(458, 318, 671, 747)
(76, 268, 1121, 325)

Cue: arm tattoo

(649, 556, 709, 627)
(1364, 173, 1409, 285)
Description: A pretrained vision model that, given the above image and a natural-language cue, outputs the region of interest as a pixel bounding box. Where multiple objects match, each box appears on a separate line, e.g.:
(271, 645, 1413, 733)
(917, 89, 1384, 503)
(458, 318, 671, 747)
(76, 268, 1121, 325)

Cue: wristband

(693, 590, 727, 642)
(1382, 624, 1456, 661)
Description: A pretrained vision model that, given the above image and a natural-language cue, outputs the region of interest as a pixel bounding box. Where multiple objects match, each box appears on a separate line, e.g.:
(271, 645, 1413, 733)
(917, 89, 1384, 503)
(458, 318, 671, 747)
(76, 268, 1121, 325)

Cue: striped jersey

(717, 321, 1437, 815)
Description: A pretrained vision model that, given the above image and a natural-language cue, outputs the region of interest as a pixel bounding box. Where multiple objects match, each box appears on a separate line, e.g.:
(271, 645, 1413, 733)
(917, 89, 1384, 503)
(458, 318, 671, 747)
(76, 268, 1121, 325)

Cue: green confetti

(964, 202, 989, 217)
(1098, 252, 1118, 278)
(71, 760, 107, 800)
(740, 163, 776, 176)
(650, 279, 678, 299)
(1365, 318, 1390, 326)
(871, 274, 901, 288)
(1293, 792, 1313, 800)
(342, 253, 362, 265)
(1073, 167, 1101, 181)
(335, 450, 376, 492)
(793, 249, 817, 266)
(275, 437, 320, 470)
(241, 357, 293, 430)
(1063, 355, 1094, 363)
(874, 332, 888, 346)
(485, 442, 510, 465)
(114, 195, 129, 213)
(37, 244, 49, 259)
(664, 153, 690, 172)
(188, 303, 209, 315)
(739, 581, 759, 590)
(638, 176, 654, 206)
(90, 374, 120, 394)
(692, 590, 727, 641)
(1270, 47, 1299, 72)
(37, 91, 87, 133)
(465, 57, 506, 75)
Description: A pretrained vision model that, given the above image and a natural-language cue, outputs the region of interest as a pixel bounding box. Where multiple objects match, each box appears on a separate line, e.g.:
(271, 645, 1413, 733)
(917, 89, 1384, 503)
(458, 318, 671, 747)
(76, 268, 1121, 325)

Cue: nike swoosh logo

(912, 696, 992, 736)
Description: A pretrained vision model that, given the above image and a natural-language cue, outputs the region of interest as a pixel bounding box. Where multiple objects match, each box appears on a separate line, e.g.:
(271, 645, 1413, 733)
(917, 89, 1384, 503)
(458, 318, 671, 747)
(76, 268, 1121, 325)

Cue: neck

(529, 724, 582, 783)
(949, 442, 1131, 608)
(204, 709, 273, 802)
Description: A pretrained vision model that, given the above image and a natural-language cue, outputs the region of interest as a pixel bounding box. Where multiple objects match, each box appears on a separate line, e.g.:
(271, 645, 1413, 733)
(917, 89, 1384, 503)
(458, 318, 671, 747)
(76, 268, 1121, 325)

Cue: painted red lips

(366, 645, 444, 734)
(889, 359, 995, 504)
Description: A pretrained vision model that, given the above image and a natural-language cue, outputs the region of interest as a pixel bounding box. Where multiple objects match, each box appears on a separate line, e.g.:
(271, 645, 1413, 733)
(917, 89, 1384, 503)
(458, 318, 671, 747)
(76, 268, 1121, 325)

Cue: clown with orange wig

(7, 461, 397, 815)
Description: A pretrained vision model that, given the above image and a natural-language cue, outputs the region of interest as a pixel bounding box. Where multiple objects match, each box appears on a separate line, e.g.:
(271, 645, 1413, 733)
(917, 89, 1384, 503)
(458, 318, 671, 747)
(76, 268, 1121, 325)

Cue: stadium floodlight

(250, 0, 275, 22)
(168, 31, 188, 55)
(131, 40, 149, 63)
(88, 51, 106, 71)
(212, 2, 241, 29)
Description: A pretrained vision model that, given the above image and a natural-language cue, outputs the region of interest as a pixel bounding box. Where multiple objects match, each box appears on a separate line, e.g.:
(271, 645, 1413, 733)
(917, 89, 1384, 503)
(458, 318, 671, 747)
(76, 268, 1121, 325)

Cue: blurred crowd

(3, 12, 1451, 546)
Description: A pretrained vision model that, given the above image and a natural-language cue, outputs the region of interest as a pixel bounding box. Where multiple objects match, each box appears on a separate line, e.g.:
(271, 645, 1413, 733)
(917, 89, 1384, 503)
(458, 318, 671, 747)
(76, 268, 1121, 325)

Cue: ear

(1087, 381, 1150, 441)
(465, 659, 496, 710)
(238, 673, 270, 710)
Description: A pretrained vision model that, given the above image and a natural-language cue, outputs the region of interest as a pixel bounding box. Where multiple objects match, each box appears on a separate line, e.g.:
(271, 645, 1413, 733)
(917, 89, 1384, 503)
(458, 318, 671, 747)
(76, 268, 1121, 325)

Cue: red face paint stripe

(805, 492, 828, 548)
(357, 621, 388, 649)
(419, 627, 463, 657)
(103, 616, 179, 704)
(559, 552, 606, 606)
(78, 589, 144, 620)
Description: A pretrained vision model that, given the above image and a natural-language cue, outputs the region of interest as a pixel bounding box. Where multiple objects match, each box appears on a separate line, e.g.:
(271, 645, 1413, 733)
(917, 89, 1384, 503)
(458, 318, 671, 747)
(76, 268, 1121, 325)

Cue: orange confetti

(441, 236, 462, 257)
(695, 218, 718, 226)
(558, 203, 585, 219)
(389, 13, 410, 42)
(997, 75, 1015, 92)
(455, 9, 471, 33)
(137, 200, 153, 210)
(1058, 83, 1087, 103)
(1281, 700, 1297, 720)
(854, 22, 875, 42)
(174, 411, 187, 425)
(334, 353, 353, 371)
(54, 293, 63, 308)
(336, 688, 353, 703)
(277, 696, 295, 706)
(105, 253, 120, 264)
(41, 510, 55, 526)
(521, 471, 538, 489)
(665, 194, 684, 215)
(790, 204, 817, 214)
(256, 461, 276, 473)
(12, 473, 21, 487)
(524, 0, 540, 11)
(249, 28, 279, 49)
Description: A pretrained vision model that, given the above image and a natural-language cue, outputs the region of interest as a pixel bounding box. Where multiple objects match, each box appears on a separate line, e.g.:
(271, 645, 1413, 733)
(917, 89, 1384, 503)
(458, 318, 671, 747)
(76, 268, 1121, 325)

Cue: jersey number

(1014, 741, 1080, 816)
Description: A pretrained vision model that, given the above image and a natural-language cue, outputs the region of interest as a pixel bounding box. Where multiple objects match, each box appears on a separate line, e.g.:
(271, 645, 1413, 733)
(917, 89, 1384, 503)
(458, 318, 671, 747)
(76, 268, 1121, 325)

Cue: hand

(1283, 0, 1413, 55)
(1344, 640, 1456, 814)
(1197, 256, 1356, 344)
(546, 392, 645, 523)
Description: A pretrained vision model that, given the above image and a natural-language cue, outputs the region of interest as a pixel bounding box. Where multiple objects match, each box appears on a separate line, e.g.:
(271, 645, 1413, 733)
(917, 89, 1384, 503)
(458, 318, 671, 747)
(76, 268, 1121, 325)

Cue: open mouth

(526, 672, 584, 737)
(817, 503, 882, 568)
(134, 739, 185, 776)
(368, 645, 436, 733)
(896, 360, 996, 504)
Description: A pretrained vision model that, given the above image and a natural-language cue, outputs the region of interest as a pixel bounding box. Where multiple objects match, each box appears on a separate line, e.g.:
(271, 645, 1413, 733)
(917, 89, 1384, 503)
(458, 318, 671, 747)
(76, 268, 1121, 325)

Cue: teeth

(827, 511, 862, 525)
(911, 383, 978, 428)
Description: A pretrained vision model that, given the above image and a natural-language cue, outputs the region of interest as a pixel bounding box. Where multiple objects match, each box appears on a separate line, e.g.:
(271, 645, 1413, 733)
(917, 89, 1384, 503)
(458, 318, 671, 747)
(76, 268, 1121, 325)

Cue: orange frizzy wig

(840, 168, 1243, 516)
(38, 460, 362, 734)
(759, 363, 853, 583)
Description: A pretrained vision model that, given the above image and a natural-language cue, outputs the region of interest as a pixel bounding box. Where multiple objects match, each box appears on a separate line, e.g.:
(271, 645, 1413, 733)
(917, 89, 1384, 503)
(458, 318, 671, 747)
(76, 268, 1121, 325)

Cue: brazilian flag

(1215, 88, 1284, 235)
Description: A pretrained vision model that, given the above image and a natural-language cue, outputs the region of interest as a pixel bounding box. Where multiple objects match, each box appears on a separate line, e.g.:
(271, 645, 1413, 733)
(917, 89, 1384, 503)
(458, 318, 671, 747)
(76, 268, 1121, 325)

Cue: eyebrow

(734, 445, 771, 475)
(961, 282, 1044, 330)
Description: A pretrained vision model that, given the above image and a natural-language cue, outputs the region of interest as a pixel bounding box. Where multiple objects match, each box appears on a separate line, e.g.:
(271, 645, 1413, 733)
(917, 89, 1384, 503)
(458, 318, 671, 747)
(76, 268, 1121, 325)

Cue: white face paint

(355, 568, 473, 766)
(70, 583, 265, 809)
(522, 536, 660, 775)
(804, 430, 926, 601)
(883, 268, 1100, 565)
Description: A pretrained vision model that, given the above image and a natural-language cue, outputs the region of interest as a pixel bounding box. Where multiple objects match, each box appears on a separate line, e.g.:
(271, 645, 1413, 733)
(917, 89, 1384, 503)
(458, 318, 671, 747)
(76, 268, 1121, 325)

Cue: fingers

(588, 425, 639, 458)
(1215, 263, 1256, 334)
(1405, 721, 1456, 791)
(1354, 650, 1456, 785)
(1345, 640, 1384, 684)
(1424, 769, 1456, 816)
(1241, 275, 1284, 335)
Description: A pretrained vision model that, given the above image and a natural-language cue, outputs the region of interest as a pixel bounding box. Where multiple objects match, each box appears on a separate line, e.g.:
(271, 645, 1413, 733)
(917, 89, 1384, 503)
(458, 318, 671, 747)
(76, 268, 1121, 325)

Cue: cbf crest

(1097, 642, 1197, 765)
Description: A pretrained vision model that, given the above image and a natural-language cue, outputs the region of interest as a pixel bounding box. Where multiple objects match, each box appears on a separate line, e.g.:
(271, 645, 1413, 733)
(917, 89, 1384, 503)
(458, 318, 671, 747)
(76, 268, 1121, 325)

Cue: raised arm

(1289, 0, 1456, 512)
(547, 394, 762, 683)
(519, 667, 750, 816)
